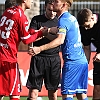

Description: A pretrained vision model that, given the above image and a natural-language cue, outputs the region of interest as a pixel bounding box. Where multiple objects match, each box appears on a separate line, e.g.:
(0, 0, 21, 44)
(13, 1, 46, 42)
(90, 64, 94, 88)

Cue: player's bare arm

(28, 33, 65, 56)
(83, 45, 91, 63)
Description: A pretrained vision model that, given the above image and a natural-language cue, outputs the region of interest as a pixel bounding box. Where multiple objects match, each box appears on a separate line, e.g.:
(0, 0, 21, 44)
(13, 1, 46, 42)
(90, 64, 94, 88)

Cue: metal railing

(0, 4, 5, 17)
(70, 1, 100, 17)
(40, 1, 100, 17)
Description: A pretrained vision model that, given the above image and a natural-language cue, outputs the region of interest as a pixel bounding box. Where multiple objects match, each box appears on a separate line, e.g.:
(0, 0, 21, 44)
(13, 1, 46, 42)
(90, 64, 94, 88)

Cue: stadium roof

(0, 0, 5, 4)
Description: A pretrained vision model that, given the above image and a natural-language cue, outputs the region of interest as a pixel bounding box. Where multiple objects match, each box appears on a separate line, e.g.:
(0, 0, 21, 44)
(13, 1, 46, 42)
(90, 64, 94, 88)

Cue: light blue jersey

(58, 12, 88, 95)
(58, 12, 87, 63)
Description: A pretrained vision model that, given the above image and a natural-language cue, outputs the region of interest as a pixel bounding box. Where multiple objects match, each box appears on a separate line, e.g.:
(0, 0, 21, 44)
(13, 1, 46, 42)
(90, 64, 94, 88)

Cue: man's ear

(91, 14, 94, 21)
(66, 2, 70, 7)
(44, 5, 46, 10)
(61, 3, 65, 9)
(23, 0, 26, 3)
(61, 2, 70, 9)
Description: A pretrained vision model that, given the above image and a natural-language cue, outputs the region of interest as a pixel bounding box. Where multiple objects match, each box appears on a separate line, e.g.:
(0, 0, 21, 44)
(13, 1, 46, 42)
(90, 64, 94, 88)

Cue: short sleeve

(58, 18, 70, 34)
(29, 17, 38, 30)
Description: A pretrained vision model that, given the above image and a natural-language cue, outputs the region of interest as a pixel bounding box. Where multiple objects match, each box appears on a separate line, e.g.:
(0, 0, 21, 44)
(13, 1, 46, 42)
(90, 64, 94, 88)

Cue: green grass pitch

(3, 96, 92, 100)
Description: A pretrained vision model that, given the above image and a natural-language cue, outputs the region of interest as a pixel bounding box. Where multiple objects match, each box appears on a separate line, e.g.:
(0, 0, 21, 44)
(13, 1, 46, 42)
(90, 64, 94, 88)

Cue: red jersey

(0, 6, 42, 62)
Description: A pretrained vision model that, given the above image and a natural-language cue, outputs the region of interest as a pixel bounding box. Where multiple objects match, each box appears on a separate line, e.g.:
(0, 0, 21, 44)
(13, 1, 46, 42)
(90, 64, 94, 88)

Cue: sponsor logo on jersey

(25, 26, 29, 32)
(25, 22, 28, 25)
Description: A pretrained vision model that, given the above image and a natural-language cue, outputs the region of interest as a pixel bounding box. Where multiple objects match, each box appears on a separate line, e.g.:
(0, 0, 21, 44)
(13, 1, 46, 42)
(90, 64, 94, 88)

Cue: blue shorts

(61, 62, 88, 95)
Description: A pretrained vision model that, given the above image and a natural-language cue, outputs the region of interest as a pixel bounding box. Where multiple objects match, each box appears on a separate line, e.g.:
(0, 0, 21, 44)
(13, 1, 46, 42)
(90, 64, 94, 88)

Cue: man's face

(45, 4, 57, 19)
(83, 16, 95, 30)
(52, 0, 64, 12)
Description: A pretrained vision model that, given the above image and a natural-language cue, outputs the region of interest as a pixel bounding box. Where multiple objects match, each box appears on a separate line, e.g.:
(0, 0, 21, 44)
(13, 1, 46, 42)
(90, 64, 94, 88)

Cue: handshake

(39, 26, 58, 36)
(28, 26, 59, 56)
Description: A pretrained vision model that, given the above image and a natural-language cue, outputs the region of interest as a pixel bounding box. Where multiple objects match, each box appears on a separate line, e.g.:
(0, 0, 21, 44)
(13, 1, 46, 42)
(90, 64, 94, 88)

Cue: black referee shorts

(93, 62, 100, 85)
(26, 54, 61, 91)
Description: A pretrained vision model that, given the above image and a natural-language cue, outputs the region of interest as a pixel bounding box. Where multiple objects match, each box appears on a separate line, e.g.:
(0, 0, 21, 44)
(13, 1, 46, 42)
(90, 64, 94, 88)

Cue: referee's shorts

(26, 54, 61, 91)
(93, 61, 100, 85)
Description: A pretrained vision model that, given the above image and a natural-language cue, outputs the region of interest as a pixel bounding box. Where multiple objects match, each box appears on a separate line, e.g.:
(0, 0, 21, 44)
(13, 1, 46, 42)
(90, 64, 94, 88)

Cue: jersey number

(0, 16, 14, 39)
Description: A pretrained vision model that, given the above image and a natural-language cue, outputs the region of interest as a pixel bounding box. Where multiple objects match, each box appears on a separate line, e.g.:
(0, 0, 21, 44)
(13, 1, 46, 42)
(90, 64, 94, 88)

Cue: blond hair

(62, 0, 73, 6)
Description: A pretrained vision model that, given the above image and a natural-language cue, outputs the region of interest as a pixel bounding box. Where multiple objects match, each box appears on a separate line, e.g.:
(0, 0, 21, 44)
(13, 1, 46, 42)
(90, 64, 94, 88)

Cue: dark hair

(5, 0, 16, 10)
(45, 0, 53, 6)
(77, 8, 92, 26)
(16, 0, 23, 4)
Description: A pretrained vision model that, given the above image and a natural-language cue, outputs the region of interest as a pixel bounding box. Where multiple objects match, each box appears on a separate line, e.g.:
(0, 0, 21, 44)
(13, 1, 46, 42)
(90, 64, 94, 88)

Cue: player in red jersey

(0, 0, 49, 100)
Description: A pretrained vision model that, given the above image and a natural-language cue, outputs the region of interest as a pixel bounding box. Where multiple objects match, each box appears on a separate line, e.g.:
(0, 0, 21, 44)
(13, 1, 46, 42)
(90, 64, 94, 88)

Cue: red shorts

(0, 61, 21, 96)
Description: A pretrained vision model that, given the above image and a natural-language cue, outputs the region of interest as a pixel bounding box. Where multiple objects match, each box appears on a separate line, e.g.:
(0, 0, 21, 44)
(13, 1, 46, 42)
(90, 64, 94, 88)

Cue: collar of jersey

(58, 11, 68, 19)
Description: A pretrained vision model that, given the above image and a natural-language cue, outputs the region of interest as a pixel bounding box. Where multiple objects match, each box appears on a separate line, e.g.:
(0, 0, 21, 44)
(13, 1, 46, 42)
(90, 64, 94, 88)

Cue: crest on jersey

(25, 26, 28, 32)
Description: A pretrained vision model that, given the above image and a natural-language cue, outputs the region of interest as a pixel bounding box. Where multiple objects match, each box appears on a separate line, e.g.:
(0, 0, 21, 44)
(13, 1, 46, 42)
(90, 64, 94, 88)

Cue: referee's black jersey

(30, 14, 60, 55)
(80, 14, 100, 53)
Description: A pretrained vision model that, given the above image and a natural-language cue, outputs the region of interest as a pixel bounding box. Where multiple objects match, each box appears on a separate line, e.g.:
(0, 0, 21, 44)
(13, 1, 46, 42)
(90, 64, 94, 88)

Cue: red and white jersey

(0, 6, 42, 62)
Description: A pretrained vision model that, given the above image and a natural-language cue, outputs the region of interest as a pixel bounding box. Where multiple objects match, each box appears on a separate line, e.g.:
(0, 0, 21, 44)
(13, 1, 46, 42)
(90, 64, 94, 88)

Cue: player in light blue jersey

(28, 0, 88, 100)
(59, 12, 86, 63)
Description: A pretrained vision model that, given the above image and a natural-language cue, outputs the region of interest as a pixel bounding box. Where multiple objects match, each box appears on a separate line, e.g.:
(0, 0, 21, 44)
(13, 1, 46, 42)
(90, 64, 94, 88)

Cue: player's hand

(93, 53, 100, 62)
(28, 47, 34, 56)
(39, 26, 48, 36)
(28, 46, 41, 56)
(48, 26, 58, 34)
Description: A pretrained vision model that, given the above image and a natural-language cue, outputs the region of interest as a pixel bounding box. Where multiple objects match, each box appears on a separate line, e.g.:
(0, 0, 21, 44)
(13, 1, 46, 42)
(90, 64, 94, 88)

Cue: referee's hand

(39, 26, 48, 36)
(93, 53, 100, 62)
(48, 26, 58, 34)
(28, 46, 41, 56)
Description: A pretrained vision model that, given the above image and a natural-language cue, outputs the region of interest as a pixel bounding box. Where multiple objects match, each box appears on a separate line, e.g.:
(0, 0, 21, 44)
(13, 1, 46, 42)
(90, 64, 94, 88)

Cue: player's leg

(48, 90, 58, 100)
(61, 62, 88, 100)
(45, 55, 61, 100)
(26, 56, 44, 100)
(0, 96, 4, 100)
(27, 89, 38, 100)
(93, 85, 100, 100)
(0, 61, 21, 100)
(0, 62, 8, 99)
(61, 64, 74, 100)
(93, 62, 100, 100)
(9, 63, 21, 100)
(76, 63, 88, 100)
(76, 93, 88, 100)
(62, 94, 73, 100)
